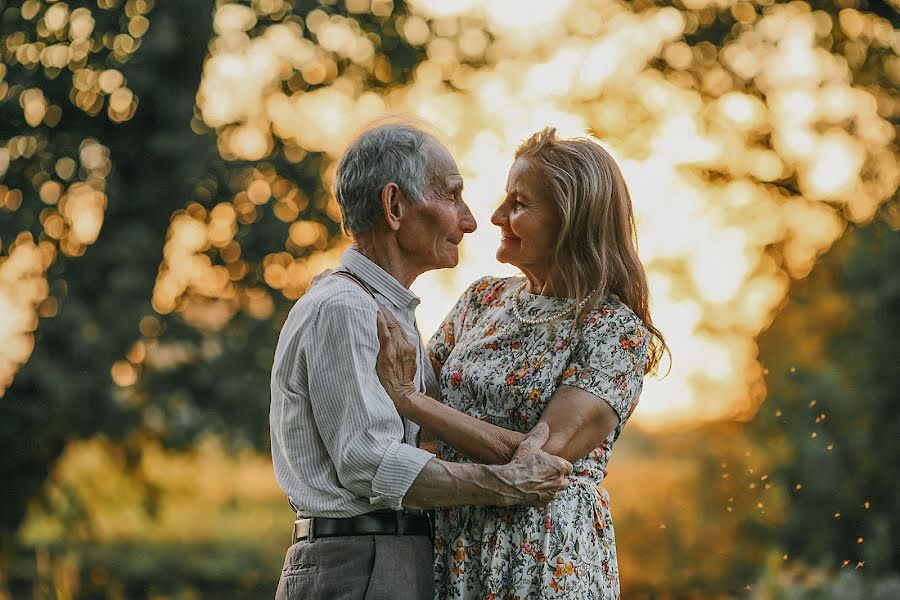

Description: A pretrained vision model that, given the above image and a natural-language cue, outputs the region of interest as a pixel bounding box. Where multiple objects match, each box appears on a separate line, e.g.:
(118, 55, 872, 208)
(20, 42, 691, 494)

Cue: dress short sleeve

(560, 308, 650, 423)
(427, 276, 491, 366)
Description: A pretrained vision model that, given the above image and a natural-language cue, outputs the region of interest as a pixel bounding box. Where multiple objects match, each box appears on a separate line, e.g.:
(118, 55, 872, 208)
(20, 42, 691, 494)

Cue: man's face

(397, 140, 477, 272)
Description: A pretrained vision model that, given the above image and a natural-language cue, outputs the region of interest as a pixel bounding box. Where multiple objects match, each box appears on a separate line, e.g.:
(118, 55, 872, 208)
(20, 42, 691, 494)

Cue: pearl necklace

(511, 282, 597, 326)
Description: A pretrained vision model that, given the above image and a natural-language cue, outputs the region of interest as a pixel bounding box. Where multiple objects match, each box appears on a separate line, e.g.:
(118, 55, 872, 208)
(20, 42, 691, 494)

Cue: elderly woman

(376, 128, 668, 599)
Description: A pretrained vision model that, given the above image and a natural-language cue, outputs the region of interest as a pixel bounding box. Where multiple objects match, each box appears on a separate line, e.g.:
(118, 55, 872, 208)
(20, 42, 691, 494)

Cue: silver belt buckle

(292, 518, 313, 544)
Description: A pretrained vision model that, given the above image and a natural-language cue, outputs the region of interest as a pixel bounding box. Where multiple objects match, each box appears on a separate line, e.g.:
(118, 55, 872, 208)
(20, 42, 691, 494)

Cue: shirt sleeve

(307, 295, 434, 509)
(559, 312, 650, 425)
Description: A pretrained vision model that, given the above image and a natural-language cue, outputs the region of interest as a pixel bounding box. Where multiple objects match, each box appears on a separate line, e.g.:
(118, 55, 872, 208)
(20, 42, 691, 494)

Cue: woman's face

(491, 157, 561, 277)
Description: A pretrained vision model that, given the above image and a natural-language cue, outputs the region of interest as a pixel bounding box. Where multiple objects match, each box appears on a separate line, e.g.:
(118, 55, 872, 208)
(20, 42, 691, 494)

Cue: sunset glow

(191, 0, 897, 428)
(2, 1, 898, 433)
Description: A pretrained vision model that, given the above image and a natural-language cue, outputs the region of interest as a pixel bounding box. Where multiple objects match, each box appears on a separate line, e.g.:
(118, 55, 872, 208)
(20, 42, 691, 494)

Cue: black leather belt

(292, 509, 432, 544)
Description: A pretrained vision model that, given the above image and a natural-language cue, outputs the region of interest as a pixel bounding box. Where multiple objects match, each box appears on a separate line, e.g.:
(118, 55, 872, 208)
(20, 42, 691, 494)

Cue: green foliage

(0, 0, 426, 546)
(752, 565, 900, 600)
(1, 0, 898, 596)
(752, 205, 900, 573)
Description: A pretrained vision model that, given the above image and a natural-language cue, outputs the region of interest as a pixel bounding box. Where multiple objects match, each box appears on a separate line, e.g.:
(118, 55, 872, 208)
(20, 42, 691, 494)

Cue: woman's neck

(521, 267, 568, 298)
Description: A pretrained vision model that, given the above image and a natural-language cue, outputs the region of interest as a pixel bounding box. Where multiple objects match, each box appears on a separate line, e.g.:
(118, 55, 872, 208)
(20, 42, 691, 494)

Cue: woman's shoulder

(584, 295, 648, 337)
(463, 275, 520, 306)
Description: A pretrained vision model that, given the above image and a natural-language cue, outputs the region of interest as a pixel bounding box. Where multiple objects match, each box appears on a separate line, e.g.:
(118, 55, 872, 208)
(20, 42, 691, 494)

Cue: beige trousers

(274, 534, 434, 600)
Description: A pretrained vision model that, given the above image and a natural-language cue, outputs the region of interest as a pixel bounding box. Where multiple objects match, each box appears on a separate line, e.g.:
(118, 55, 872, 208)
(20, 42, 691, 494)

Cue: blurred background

(0, 0, 898, 598)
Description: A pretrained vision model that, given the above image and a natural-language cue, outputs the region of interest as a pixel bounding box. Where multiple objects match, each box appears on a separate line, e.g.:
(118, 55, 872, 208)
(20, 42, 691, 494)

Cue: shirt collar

(339, 248, 420, 309)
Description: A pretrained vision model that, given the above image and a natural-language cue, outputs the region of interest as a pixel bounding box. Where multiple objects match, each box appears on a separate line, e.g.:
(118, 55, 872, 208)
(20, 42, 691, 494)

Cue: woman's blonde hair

(515, 127, 669, 375)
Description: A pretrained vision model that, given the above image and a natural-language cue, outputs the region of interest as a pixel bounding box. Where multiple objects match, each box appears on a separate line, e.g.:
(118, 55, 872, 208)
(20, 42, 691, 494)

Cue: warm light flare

(4, 1, 889, 428)
(181, 0, 899, 429)
(0, 235, 53, 396)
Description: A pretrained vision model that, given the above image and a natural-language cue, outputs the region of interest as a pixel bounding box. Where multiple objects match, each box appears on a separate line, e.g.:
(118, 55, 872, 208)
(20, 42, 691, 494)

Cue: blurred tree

(0, 0, 218, 550)
(0, 0, 425, 552)
(752, 203, 900, 574)
(0, 0, 897, 595)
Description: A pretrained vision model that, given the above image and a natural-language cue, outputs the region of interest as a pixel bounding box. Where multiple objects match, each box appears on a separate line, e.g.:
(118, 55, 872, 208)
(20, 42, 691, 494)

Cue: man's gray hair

(333, 122, 434, 235)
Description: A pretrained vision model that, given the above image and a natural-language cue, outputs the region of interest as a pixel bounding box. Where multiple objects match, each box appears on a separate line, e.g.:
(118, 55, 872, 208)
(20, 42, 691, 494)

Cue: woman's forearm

(404, 390, 525, 464)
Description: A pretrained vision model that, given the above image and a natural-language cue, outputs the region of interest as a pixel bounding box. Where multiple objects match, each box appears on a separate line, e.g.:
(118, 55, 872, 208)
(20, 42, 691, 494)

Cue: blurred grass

(12, 436, 290, 599)
(10, 426, 896, 598)
(9, 541, 282, 599)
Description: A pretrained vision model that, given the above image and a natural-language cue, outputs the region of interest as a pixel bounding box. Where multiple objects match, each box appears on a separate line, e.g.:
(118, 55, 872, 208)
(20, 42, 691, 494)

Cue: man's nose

(459, 202, 477, 233)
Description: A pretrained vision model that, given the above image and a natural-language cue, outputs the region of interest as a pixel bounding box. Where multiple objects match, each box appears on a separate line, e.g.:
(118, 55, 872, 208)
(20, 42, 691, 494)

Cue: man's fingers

(534, 476, 570, 492)
(528, 490, 557, 506)
(519, 421, 550, 451)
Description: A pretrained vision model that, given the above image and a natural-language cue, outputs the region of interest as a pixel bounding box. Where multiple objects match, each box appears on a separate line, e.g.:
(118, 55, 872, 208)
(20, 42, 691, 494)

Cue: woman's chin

(495, 248, 516, 266)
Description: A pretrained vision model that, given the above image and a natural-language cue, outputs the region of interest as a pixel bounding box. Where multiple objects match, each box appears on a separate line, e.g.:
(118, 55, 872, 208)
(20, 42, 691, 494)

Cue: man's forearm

(406, 390, 524, 464)
(402, 458, 529, 509)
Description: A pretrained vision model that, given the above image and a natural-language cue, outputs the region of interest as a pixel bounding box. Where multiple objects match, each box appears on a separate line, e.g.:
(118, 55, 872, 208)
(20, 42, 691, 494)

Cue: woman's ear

(381, 183, 405, 231)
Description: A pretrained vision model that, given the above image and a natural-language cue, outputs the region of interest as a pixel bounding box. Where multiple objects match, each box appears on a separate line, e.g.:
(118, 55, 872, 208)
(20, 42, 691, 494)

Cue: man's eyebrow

(445, 177, 464, 192)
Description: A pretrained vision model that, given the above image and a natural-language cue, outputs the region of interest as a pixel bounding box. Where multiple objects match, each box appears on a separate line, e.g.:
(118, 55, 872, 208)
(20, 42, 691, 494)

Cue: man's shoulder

(290, 275, 379, 322)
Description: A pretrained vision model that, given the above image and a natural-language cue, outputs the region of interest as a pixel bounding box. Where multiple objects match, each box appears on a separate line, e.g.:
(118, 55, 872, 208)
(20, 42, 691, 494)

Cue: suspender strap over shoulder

(331, 270, 377, 300)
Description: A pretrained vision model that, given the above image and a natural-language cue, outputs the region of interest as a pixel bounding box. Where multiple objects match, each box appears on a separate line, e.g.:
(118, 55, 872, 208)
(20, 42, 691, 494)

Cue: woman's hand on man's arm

(375, 306, 523, 463)
(374, 307, 419, 415)
(375, 305, 617, 465)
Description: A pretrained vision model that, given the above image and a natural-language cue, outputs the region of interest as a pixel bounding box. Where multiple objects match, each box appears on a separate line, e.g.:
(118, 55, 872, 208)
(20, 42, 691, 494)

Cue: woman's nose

(490, 205, 506, 227)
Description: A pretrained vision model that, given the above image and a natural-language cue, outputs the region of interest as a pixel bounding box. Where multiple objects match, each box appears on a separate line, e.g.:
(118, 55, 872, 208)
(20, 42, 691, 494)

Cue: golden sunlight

(3, 1, 896, 430)
(186, 0, 898, 429)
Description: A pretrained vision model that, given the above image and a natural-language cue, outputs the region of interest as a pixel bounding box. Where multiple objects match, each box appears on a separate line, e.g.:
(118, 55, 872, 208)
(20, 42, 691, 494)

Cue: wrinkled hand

(499, 422, 573, 506)
(375, 306, 418, 416)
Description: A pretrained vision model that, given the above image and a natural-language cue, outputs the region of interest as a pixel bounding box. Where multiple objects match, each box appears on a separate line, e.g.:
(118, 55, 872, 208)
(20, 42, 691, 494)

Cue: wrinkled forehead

(425, 139, 463, 192)
(505, 156, 534, 191)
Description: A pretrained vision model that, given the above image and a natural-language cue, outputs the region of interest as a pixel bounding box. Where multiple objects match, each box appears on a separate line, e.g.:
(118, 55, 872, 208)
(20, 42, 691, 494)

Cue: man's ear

(381, 183, 405, 232)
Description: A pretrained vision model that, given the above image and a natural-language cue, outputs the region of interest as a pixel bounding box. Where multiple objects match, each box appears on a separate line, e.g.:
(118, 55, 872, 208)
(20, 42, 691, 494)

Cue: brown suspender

(331, 270, 377, 300)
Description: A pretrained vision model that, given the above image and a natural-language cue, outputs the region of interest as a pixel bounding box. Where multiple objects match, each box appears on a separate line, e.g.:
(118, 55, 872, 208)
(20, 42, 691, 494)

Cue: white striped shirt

(269, 249, 435, 517)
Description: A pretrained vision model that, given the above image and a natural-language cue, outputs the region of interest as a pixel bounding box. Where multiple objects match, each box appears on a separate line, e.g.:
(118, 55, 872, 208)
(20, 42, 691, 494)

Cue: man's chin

(430, 251, 459, 270)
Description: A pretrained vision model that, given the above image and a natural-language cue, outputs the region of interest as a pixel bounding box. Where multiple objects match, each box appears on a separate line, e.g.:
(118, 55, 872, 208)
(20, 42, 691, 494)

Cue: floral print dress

(427, 276, 650, 600)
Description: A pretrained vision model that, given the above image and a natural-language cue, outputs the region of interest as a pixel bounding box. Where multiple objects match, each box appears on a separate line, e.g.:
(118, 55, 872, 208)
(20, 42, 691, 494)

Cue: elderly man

(269, 122, 572, 600)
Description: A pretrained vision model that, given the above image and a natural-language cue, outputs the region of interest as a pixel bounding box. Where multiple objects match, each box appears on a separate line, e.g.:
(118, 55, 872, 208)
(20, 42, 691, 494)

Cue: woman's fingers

(375, 310, 392, 344)
(384, 308, 403, 331)
(377, 305, 404, 334)
(378, 307, 416, 353)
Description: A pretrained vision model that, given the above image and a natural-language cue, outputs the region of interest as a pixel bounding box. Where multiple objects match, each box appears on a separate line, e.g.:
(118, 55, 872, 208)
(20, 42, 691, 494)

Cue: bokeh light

(1, 0, 143, 397)
(2, 1, 897, 596)
(187, 0, 897, 429)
